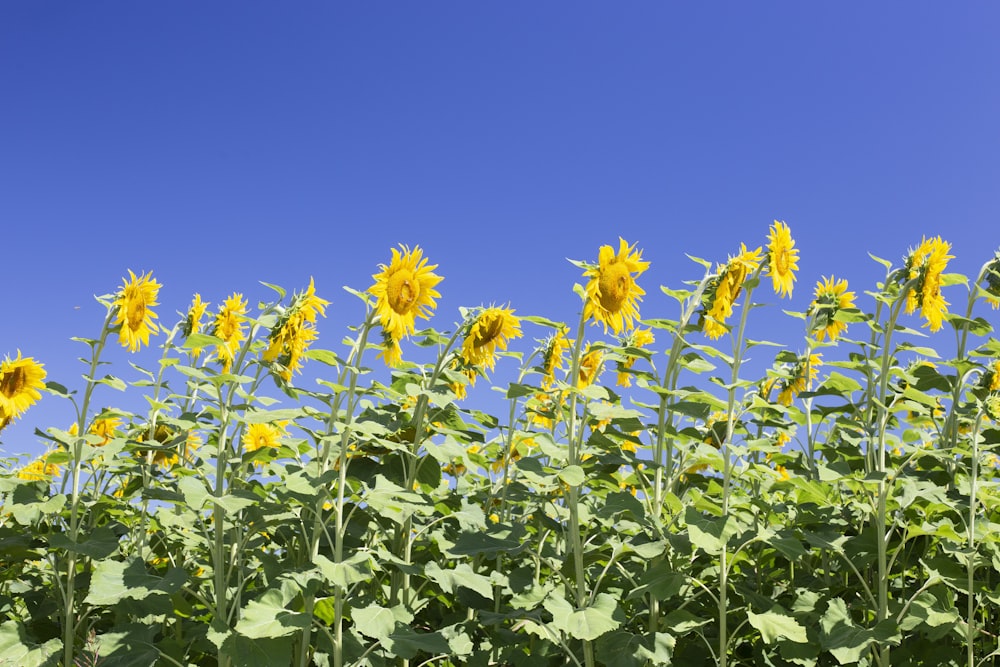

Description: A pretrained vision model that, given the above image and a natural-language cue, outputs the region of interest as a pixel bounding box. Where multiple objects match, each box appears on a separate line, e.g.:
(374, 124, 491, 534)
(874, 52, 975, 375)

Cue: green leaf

(628, 561, 685, 601)
(314, 553, 374, 591)
(351, 603, 413, 642)
(85, 559, 186, 606)
(234, 590, 310, 638)
(0, 620, 61, 667)
(221, 634, 295, 667)
(48, 525, 120, 559)
(747, 609, 808, 644)
(544, 592, 623, 641)
(447, 524, 528, 558)
(386, 627, 452, 659)
(820, 598, 873, 664)
(425, 561, 494, 600)
(558, 465, 585, 487)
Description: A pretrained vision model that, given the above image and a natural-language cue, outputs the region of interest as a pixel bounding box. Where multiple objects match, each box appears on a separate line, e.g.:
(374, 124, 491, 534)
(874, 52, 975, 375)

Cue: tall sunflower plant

(5, 234, 1000, 667)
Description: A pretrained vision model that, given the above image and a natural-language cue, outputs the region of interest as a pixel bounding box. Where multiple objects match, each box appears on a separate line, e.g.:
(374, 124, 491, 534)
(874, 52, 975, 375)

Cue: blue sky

(2, 3, 999, 458)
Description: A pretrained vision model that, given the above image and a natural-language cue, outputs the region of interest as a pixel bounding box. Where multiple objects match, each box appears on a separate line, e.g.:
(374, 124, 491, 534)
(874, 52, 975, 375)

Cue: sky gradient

(2, 3, 999, 457)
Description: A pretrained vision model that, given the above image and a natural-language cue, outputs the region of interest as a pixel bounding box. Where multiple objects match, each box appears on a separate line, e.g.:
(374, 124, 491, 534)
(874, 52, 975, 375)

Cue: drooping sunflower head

(700, 244, 763, 340)
(616, 327, 655, 388)
(211, 293, 248, 372)
(377, 329, 404, 368)
(114, 270, 161, 352)
(369, 245, 443, 341)
(461, 306, 522, 372)
(808, 276, 856, 343)
(264, 280, 328, 381)
(577, 346, 604, 389)
(766, 221, 799, 299)
(583, 238, 650, 335)
(540, 328, 570, 388)
(182, 294, 209, 338)
(89, 415, 122, 446)
(902, 236, 953, 332)
(776, 353, 822, 406)
(981, 251, 1000, 310)
(0, 352, 46, 425)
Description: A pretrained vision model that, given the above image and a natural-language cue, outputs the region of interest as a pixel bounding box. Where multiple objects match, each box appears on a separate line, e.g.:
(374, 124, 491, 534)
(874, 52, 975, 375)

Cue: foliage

(2, 233, 1000, 667)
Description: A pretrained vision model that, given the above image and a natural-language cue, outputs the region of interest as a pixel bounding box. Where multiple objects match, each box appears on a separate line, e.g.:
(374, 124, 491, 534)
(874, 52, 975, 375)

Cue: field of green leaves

(3, 224, 1000, 666)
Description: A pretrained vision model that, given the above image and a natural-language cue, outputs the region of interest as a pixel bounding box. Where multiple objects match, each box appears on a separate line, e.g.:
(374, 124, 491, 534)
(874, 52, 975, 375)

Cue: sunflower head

(577, 347, 604, 389)
(0, 352, 46, 426)
(541, 328, 570, 388)
(17, 453, 61, 482)
(370, 245, 443, 341)
(981, 250, 1000, 310)
(700, 244, 763, 340)
(808, 276, 856, 342)
(114, 270, 161, 352)
(264, 280, 328, 381)
(377, 329, 404, 368)
(583, 238, 650, 335)
(776, 353, 822, 406)
(902, 236, 953, 332)
(211, 294, 248, 372)
(461, 307, 522, 372)
(616, 327, 655, 388)
(766, 221, 799, 298)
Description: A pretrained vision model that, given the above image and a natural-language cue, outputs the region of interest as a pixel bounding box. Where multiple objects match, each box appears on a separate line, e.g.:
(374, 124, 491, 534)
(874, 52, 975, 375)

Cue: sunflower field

(4, 225, 1000, 667)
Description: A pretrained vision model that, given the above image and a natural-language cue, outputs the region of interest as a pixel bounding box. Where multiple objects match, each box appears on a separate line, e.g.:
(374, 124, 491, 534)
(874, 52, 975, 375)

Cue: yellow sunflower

(903, 236, 953, 332)
(0, 352, 46, 424)
(461, 307, 522, 372)
(17, 453, 61, 482)
(541, 328, 570, 388)
(583, 238, 650, 335)
(616, 327, 655, 388)
(182, 293, 209, 357)
(211, 293, 248, 372)
(702, 244, 762, 340)
(90, 415, 122, 446)
(242, 422, 284, 455)
(264, 279, 329, 381)
(577, 347, 604, 389)
(375, 328, 404, 368)
(369, 245, 443, 341)
(766, 221, 799, 298)
(777, 353, 822, 406)
(114, 270, 161, 352)
(808, 276, 856, 342)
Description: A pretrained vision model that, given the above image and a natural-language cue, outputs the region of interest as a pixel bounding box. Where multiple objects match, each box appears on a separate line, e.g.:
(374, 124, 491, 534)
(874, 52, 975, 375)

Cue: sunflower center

(0, 367, 25, 398)
(126, 295, 147, 330)
(387, 269, 419, 314)
(475, 315, 505, 347)
(598, 262, 631, 312)
(775, 248, 790, 274)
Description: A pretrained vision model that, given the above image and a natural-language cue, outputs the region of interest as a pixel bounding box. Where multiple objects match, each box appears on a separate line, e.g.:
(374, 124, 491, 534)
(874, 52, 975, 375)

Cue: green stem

(62, 308, 113, 667)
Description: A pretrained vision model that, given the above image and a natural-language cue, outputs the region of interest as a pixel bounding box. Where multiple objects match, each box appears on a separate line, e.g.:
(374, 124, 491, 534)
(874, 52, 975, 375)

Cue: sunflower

(211, 294, 248, 372)
(461, 307, 522, 372)
(369, 245, 443, 341)
(577, 347, 604, 389)
(182, 294, 209, 357)
(242, 422, 284, 455)
(541, 328, 570, 388)
(17, 454, 61, 482)
(981, 251, 1000, 310)
(583, 238, 650, 335)
(777, 353, 822, 406)
(808, 276, 856, 342)
(702, 244, 763, 340)
(616, 327, 655, 388)
(264, 279, 329, 381)
(902, 236, 953, 332)
(0, 352, 46, 425)
(377, 330, 404, 368)
(766, 221, 799, 298)
(90, 416, 122, 446)
(114, 270, 161, 352)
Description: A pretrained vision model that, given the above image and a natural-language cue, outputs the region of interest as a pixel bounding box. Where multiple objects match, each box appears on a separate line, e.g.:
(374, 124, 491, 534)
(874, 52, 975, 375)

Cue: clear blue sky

(3, 3, 999, 458)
